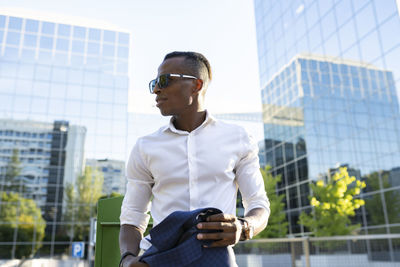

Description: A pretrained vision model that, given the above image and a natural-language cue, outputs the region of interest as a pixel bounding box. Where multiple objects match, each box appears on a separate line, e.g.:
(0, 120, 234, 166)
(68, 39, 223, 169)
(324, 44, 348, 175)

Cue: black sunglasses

(149, 73, 198, 94)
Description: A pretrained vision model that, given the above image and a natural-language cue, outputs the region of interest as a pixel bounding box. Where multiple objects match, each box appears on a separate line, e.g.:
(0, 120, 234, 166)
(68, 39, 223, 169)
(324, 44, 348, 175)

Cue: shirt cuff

(120, 209, 151, 233)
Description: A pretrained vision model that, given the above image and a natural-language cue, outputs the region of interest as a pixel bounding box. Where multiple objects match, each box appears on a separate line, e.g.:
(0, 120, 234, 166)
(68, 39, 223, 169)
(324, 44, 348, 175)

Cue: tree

(299, 167, 366, 236)
(2, 148, 23, 193)
(64, 166, 104, 241)
(0, 192, 46, 259)
(256, 166, 288, 238)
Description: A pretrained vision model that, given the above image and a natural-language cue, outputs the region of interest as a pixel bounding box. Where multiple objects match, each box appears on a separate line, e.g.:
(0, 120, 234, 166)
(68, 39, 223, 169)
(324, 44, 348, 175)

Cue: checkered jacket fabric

(139, 207, 235, 267)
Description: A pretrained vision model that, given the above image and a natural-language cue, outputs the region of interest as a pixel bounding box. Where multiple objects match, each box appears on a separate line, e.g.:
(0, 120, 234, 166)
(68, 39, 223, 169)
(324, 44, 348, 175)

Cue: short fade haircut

(164, 51, 212, 88)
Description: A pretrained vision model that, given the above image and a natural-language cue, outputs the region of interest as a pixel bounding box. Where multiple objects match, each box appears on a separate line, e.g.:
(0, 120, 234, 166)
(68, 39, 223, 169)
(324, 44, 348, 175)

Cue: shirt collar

(164, 110, 216, 135)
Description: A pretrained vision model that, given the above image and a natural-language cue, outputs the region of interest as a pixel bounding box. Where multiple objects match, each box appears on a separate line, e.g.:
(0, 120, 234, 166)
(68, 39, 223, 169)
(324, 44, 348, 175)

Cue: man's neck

(173, 110, 207, 132)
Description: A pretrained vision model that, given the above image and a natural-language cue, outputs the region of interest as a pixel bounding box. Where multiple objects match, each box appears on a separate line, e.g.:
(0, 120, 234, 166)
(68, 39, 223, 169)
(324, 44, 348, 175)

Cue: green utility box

(94, 196, 123, 267)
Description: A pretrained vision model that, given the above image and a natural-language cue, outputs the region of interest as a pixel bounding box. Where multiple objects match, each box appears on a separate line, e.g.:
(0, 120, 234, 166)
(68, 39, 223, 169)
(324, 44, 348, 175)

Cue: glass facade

(0, 11, 130, 258)
(254, 0, 400, 236)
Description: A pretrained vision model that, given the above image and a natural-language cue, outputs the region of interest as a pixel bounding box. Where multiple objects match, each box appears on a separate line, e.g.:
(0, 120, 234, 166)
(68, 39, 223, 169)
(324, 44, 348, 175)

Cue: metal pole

(302, 237, 311, 267)
(290, 241, 296, 267)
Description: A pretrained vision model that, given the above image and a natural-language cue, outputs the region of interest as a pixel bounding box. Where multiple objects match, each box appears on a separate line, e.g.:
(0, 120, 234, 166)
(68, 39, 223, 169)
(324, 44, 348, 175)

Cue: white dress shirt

(120, 111, 270, 247)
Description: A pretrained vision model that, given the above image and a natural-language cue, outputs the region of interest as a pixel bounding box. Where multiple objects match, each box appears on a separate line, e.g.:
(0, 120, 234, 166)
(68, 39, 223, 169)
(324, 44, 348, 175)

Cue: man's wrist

(119, 251, 138, 267)
(238, 217, 254, 241)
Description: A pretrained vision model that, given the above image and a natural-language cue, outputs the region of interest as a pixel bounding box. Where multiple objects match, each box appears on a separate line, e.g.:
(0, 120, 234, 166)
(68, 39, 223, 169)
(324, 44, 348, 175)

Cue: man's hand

(196, 213, 242, 247)
(122, 255, 149, 267)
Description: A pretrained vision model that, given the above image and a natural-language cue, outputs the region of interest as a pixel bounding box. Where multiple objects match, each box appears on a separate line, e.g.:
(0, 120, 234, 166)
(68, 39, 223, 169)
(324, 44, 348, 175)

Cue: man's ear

(192, 79, 204, 94)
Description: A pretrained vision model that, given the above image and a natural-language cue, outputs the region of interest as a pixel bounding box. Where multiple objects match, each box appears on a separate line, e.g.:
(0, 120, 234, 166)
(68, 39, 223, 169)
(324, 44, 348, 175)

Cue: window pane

(24, 34, 37, 47)
(58, 24, 71, 37)
(25, 19, 39, 32)
(18, 63, 35, 80)
(35, 65, 51, 80)
(117, 46, 129, 58)
(73, 26, 86, 39)
(41, 22, 55, 35)
(118, 32, 129, 45)
(21, 49, 36, 63)
(56, 38, 69, 51)
(0, 15, 5, 28)
(6, 31, 21, 45)
(103, 30, 115, 42)
(54, 52, 69, 66)
(87, 42, 100, 55)
(116, 62, 128, 73)
(88, 28, 100, 40)
(102, 44, 114, 57)
(52, 67, 68, 83)
(8, 16, 22, 30)
(72, 40, 84, 53)
(40, 36, 53, 49)
(68, 69, 84, 84)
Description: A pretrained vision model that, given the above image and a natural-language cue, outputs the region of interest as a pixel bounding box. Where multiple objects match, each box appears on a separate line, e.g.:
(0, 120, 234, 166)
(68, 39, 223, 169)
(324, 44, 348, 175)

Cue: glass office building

(254, 0, 400, 236)
(0, 9, 130, 257)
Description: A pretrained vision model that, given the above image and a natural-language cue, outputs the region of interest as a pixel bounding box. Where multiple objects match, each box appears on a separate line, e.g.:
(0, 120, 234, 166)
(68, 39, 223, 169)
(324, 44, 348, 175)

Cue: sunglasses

(149, 73, 198, 94)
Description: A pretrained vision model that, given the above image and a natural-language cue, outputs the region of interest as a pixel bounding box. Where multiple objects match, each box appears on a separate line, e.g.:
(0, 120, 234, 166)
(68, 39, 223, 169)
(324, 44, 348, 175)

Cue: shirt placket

(187, 132, 198, 210)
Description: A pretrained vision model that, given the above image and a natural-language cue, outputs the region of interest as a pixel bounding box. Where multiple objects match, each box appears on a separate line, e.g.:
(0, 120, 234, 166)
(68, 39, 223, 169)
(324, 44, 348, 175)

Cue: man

(119, 51, 270, 267)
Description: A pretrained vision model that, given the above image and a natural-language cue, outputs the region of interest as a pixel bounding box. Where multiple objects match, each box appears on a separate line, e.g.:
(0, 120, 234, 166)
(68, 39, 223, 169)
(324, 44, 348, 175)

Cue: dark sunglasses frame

(149, 73, 198, 94)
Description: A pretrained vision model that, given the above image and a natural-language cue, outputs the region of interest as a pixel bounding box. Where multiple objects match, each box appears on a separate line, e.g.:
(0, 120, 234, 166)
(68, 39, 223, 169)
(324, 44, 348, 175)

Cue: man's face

(154, 57, 198, 116)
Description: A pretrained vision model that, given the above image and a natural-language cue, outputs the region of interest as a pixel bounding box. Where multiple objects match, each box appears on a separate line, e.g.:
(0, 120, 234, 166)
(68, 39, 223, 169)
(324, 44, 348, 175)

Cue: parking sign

(72, 242, 85, 258)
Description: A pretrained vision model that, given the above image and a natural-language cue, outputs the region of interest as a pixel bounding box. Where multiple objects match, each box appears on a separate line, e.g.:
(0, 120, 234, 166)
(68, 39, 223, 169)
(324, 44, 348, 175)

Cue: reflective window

(40, 36, 54, 49)
(73, 26, 86, 39)
(6, 31, 21, 45)
(18, 64, 35, 80)
(21, 49, 36, 63)
(56, 38, 69, 51)
(24, 34, 37, 47)
(87, 42, 100, 55)
(103, 30, 116, 42)
(117, 62, 128, 73)
(118, 32, 129, 45)
(66, 84, 82, 100)
(58, 24, 71, 37)
(38, 51, 52, 64)
(51, 67, 68, 83)
(54, 52, 69, 66)
(117, 46, 129, 58)
(102, 44, 114, 57)
(68, 69, 84, 84)
(41, 22, 55, 35)
(72, 40, 84, 53)
(83, 71, 99, 86)
(0, 15, 5, 28)
(25, 19, 39, 32)
(89, 28, 101, 40)
(35, 65, 52, 80)
(8, 16, 22, 30)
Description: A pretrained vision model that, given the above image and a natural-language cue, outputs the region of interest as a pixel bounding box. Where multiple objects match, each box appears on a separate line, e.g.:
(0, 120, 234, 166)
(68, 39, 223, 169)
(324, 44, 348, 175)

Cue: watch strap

(238, 217, 251, 241)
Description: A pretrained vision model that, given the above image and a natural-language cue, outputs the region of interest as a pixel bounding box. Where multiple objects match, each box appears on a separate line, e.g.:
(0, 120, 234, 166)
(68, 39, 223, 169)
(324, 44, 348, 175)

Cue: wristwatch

(238, 218, 254, 241)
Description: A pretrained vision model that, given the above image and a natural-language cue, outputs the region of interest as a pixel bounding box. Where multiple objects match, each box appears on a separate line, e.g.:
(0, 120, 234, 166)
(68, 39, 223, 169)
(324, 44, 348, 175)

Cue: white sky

(1, 0, 262, 115)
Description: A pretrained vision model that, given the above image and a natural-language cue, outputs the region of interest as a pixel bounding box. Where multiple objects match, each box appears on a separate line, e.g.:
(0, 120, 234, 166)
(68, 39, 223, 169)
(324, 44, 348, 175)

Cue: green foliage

(255, 166, 288, 238)
(299, 167, 366, 237)
(3, 148, 24, 192)
(0, 192, 46, 259)
(64, 166, 104, 241)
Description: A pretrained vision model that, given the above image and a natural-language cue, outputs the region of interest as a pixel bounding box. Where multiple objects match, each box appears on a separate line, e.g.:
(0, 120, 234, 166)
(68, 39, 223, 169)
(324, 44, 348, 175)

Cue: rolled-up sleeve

(235, 129, 270, 218)
(120, 138, 154, 232)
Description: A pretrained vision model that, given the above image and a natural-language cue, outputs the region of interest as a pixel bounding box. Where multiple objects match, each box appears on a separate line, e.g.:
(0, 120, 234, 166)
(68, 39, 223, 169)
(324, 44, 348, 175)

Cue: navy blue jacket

(139, 208, 236, 267)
